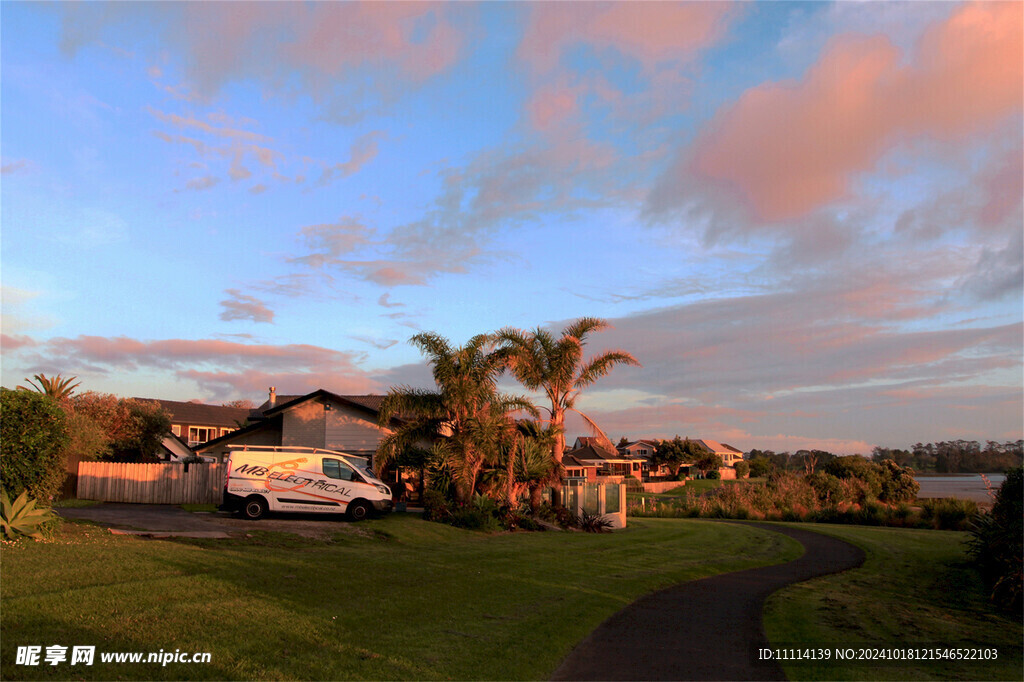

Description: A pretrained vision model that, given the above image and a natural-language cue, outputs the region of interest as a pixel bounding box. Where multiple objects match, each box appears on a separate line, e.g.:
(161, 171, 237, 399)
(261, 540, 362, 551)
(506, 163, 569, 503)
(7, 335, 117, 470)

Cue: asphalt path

(551, 522, 866, 681)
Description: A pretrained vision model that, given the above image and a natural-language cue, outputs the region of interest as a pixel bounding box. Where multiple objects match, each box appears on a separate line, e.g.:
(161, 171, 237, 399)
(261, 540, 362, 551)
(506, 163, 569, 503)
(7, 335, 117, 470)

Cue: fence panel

(76, 462, 226, 504)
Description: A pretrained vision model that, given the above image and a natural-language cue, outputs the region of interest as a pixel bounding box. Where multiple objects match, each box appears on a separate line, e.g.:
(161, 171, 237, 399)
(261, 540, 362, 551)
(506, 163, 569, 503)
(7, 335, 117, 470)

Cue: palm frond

(571, 407, 617, 453)
(575, 350, 641, 388)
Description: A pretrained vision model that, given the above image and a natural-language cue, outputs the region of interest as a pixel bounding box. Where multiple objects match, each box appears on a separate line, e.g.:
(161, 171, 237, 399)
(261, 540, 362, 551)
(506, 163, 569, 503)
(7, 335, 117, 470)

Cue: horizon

(2, 1, 1021, 456)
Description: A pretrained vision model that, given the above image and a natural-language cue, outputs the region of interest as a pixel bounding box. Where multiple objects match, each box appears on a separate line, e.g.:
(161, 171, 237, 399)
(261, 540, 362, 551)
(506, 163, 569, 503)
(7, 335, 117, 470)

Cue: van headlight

(375, 484, 390, 495)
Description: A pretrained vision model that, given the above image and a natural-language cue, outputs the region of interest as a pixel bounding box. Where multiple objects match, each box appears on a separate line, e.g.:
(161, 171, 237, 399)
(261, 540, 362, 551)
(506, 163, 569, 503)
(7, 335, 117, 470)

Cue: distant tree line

(871, 441, 1023, 474)
(745, 441, 1022, 476)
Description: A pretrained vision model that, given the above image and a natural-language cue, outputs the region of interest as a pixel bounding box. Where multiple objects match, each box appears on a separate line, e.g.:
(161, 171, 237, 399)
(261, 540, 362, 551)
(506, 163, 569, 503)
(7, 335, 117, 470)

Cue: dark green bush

(968, 468, 1022, 616)
(579, 510, 613, 533)
(705, 469, 721, 480)
(0, 388, 70, 502)
(921, 497, 978, 530)
(734, 460, 750, 478)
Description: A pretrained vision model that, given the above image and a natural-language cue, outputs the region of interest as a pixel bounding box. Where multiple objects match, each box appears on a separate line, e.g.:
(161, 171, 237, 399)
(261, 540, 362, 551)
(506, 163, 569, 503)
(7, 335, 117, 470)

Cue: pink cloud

(10, 334, 377, 401)
(519, 2, 736, 72)
(682, 1, 1022, 221)
(1, 334, 38, 352)
(317, 131, 384, 185)
(219, 289, 274, 324)
(526, 85, 580, 131)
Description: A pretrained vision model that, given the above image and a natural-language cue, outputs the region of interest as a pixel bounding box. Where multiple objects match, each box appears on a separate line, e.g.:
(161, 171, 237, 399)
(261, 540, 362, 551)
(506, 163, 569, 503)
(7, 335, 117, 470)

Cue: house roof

(251, 391, 391, 420)
(197, 389, 404, 454)
(623, 439, 660, 449)
(697, 439, 743, 455)
(139, 398, 253, 428)
(569, 444, 637, 463)
(563, 454, 598, 469)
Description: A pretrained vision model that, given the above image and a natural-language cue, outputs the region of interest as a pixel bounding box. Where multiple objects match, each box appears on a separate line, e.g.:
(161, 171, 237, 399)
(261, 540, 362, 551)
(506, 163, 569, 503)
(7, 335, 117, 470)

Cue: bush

(0, 388, 70, 502)
(734, 461, 749, 478)
(748, 457, 773, 478)
(921, 498, 978, 531)
(579, 510, 613, 533)
(1, 490, 59, 541)
(705, 469, 721, 480)
(968, 467, 1022, 616)
(67, 393, 170, 461)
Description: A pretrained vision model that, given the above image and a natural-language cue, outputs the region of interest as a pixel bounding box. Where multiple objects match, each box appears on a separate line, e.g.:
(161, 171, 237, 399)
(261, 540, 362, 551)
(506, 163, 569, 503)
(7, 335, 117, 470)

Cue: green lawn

(2, 515, 799, 680)
(763, 523, 1023, 681)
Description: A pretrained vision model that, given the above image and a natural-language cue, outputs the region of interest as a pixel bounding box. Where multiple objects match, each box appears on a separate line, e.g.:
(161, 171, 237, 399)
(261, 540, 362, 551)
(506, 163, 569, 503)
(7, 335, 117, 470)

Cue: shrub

(1, 490, 59, 541)
(705, 469, 721, 480)
(67, 393, 171, 461)
(877, 459, 920, 502)
(968, 467, 1023, 616)
(921, 498, 978, 531)
(748, 457, 773, 478)
(734, 461, 750, 478)
(578, 510, 613, 533)
(0, 388, 69, 502)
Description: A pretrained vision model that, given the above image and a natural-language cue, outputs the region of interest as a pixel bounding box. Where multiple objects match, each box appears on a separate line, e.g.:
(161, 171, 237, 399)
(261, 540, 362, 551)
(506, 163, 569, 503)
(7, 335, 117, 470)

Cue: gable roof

(697, 439, 743, 455)
(569, 444, 637, 463)
(251, 391, 394, 421)
(563, 453, 599, 469)
(140, 398, 253, 428)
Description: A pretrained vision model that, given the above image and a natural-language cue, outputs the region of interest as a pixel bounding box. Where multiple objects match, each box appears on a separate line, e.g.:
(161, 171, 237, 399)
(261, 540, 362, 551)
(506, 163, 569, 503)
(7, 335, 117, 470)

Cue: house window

(172, 425, 181, 437)
(188, 427, 217, 446)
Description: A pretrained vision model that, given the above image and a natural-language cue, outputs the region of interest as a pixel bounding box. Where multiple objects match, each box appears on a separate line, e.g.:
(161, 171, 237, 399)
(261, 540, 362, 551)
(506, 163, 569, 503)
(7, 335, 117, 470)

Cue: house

(618, 439, 660, 458)
(568, 443, 643, 478)
(144, 398, 252, 449)
(696, 439, 745, 466)
(195, 388, 402, 466)
(563, 453, 599, 482)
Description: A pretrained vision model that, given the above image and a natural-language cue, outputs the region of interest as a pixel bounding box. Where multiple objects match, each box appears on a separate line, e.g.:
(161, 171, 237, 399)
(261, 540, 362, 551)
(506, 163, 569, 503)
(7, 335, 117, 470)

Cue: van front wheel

(347, 500, 371, 522)
(243, 496, 268, 520)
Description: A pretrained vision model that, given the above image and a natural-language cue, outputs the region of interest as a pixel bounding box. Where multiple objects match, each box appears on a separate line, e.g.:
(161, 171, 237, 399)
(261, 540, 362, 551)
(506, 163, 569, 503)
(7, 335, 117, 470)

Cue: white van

(222, 445, 392, 521)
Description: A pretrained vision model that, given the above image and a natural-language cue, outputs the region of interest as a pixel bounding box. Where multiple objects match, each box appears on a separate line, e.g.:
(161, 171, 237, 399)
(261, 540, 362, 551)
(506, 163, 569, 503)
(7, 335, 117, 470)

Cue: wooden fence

(77, 462, 226, 504)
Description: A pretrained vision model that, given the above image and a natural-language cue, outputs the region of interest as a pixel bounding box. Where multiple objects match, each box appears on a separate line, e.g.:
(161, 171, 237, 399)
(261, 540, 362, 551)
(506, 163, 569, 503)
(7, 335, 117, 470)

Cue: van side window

(323, 458, 354, 481)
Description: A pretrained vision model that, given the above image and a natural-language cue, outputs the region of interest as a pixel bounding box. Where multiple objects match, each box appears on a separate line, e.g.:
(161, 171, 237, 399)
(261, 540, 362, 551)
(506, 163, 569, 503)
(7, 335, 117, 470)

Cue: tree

(17, 374, 80, 402)
(0, 388, 70, 502)
(695, 451, 723, 478)
(498, 318, 640, 506)
(748, 456, 774, 478)
(652, 436, 703, 478)
(69, 393, 171, 461)
(375, 332, 537, 504)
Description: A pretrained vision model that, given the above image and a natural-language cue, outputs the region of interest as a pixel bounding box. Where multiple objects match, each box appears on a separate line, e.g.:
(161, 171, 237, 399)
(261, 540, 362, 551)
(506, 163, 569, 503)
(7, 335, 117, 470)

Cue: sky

(2, 1, 1021, 455)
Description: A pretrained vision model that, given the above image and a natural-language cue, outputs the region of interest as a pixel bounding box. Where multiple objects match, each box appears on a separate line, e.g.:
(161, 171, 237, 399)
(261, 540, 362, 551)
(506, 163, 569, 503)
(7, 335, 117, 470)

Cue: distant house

(696, 439, 744, 466)
(563, 453, 599, 482)
(618, 439, 660, 458)
(144, 398, 252, 449)
(195, 388, 401, 465)
(569, 443, 643, 478)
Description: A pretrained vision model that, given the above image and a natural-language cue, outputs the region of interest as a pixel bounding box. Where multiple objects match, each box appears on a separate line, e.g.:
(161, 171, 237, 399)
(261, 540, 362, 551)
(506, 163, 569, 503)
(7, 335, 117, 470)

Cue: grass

(179, 503, 219, 513)
(763, 523, 1023, 680)
(1, 515, 800, 680)
(52, 498, 102, 509)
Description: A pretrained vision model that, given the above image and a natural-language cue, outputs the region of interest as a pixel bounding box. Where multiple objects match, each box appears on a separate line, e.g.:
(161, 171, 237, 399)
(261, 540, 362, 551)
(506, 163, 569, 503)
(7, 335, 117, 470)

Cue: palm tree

(375, 332, 538, 504)
(498, 318, 640, 506)
(17, 374, 80, 401)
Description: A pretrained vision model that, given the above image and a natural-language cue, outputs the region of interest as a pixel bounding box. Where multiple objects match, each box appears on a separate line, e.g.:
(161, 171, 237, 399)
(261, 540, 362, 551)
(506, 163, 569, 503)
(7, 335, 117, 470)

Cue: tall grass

(629, 473, 977, 530)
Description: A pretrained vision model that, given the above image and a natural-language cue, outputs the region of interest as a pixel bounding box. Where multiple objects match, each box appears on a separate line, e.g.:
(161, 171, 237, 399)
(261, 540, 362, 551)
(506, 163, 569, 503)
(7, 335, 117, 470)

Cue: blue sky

(3, 1, 1021, 454)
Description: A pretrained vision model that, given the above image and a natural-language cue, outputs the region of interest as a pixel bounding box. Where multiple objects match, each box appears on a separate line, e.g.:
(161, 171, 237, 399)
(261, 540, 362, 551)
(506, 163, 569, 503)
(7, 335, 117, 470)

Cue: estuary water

(916, 474, 1006, 504)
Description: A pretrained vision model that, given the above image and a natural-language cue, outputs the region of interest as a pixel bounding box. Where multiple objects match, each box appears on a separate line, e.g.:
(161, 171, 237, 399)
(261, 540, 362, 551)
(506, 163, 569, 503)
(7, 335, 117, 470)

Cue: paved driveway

(57, 503, 362, 539)
(551, 522, 866, 681)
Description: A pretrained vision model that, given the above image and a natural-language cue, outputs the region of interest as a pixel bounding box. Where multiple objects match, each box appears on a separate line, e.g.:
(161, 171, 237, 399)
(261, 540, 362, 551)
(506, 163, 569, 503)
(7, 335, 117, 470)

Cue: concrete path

(551, 522, 865, 681)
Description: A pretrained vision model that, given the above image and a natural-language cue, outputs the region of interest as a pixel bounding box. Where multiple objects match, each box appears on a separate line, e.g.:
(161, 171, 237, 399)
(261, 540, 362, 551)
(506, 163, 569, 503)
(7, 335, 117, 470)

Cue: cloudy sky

(2, 1, 1021, 453)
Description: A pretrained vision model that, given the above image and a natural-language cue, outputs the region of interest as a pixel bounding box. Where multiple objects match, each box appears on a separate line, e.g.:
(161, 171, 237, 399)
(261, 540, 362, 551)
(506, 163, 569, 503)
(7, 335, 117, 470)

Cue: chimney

(268, 387, 276, 407)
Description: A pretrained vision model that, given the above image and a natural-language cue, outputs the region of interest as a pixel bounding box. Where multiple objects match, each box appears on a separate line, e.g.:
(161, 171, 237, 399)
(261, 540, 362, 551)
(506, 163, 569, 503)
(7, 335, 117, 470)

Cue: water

(916, 474, 1006, 504)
